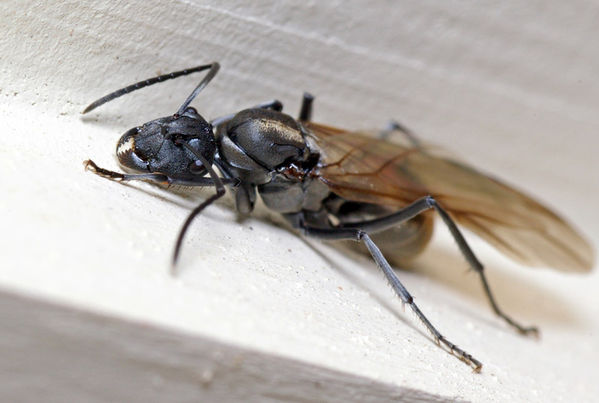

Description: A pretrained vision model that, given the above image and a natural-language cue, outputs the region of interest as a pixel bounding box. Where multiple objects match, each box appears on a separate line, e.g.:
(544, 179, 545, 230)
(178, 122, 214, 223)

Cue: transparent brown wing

(304, 122, 594, 272)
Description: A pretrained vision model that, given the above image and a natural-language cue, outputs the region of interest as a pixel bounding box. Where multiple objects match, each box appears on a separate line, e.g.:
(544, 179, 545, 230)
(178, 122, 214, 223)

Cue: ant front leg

(86, 153, 231, 272)
(84, 160, 236, 187)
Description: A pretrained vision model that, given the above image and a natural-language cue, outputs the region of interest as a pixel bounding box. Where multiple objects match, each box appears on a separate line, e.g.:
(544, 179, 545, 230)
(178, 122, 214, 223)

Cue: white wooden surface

(1, 1, 598, 401)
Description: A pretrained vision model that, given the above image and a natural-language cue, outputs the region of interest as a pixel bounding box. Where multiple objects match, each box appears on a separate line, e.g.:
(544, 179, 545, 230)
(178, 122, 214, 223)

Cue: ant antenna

(82, 63, 219, 114)
(171, 143, 226, 274)
(176, 63, 219, 115)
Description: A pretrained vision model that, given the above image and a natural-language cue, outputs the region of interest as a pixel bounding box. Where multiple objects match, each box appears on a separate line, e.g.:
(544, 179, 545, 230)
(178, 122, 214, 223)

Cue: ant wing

(304, 122, 594, 272)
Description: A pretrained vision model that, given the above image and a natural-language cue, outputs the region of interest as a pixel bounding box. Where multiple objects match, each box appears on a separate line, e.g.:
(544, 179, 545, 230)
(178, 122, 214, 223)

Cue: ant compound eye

(183, 106, 198, 116)
(189, 159, 206, 175)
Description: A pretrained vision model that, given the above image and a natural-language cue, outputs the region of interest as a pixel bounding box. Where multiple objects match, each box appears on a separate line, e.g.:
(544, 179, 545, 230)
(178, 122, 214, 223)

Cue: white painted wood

(1, 1, 598, 401)
(1, 291, 449, 402)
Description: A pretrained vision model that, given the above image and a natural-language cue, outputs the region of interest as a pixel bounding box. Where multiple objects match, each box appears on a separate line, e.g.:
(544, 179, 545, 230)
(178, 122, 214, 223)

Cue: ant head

(83, 63, 221, 179)
(116, 107, 216, 179)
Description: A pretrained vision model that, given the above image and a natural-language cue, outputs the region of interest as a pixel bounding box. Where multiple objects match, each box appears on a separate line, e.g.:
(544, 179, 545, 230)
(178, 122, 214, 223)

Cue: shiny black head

(82, 63, 221, 180)
(116, 107, 216, 179)
(83, 63, 231, 269)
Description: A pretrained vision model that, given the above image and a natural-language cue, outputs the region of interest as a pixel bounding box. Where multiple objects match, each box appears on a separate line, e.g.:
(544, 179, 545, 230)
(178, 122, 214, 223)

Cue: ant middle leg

(210, 99, 284, 128)
(298, 92, 314, 121)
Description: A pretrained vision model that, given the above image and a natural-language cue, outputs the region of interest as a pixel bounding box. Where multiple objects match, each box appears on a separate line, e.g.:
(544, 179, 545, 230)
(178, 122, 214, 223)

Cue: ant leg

(86, 156, 229, 272)
(253, 99, 284, 111)
(210, 99, 284, 128)
(379, 120, 421, 147)
(339, 196, 539, 336)
(298, 92, 314, 121)
(294, 218, 482, 372)
(84, 159, 237, 187)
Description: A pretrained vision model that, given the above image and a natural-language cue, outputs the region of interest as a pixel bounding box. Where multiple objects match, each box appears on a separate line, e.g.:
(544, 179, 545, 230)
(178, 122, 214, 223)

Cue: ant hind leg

(379, 120, 421, 147)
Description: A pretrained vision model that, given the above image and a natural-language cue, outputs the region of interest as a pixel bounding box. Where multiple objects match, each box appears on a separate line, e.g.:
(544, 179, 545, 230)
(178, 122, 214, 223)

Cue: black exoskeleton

(83, 62, 550, 372)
